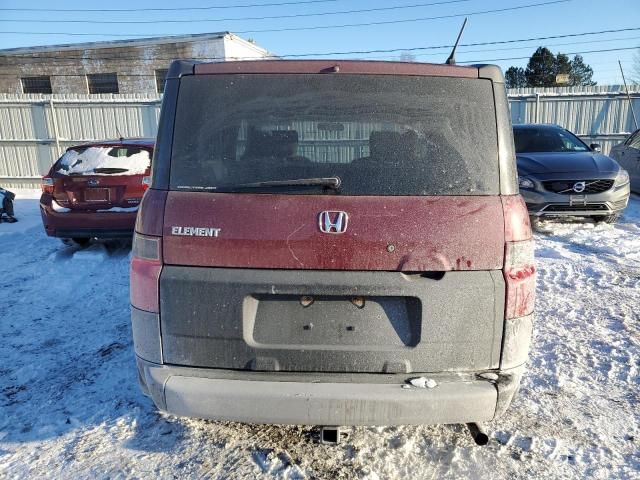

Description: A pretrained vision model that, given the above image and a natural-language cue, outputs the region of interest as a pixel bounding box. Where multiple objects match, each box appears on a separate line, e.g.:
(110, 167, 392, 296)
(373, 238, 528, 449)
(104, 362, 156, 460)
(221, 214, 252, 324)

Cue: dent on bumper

(135, 357, 525, 426)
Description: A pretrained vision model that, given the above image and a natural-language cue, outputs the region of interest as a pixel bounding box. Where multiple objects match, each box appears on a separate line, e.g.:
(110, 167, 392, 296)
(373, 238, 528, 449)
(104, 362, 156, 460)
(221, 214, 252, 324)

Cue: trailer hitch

(320, 426, 344, 445)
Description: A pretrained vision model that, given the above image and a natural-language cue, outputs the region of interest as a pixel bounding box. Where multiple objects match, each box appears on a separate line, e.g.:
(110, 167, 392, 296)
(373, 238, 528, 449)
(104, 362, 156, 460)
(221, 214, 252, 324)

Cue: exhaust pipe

(466, 423, 489, 446)
(320, 426, 342, 445)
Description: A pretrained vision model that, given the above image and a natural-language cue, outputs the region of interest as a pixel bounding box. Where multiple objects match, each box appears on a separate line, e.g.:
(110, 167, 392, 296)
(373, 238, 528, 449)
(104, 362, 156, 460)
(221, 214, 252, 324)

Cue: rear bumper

(136, 357, 524, 426)
(40, 197, 137, 238)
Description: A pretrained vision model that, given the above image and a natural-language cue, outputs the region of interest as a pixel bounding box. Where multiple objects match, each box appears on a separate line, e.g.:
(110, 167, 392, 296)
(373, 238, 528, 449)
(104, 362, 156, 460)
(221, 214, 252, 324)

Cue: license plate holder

(84, 188, 110, 202)
(569, 194, 587, 206)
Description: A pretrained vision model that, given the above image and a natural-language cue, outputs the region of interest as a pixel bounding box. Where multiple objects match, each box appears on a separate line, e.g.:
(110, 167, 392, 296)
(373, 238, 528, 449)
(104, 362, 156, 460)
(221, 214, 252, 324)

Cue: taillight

(131, 233, 162, 313)
(502, 195, 536, 319)
(42, 177, 54, 194)
(142, 176, 151, 189)
(504, 240, 536, 318)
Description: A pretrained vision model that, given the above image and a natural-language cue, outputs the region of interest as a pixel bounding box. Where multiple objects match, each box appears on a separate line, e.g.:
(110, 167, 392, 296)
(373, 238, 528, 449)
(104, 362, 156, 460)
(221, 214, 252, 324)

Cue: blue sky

(0, 0, 638, 84)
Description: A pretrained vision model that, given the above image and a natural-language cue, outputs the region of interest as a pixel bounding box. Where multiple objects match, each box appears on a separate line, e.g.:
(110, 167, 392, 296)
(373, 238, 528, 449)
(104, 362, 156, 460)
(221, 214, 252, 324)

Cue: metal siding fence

(508, 85, 640, 155)
(0, 93, 161, 188)
(0, 86, 639, 188)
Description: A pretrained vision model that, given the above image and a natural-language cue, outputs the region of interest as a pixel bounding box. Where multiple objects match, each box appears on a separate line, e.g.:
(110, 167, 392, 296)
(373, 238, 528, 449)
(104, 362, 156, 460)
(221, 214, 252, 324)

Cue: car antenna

(445, 18, 468, 65)
(115, 123, 124, 141)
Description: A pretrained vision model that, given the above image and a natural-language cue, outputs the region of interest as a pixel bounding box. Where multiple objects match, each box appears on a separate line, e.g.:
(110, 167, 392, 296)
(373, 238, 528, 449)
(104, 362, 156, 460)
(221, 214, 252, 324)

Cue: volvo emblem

(318, 211, 348, 234)
(87, 179, 99, 186)
(572, 181, 586, 193)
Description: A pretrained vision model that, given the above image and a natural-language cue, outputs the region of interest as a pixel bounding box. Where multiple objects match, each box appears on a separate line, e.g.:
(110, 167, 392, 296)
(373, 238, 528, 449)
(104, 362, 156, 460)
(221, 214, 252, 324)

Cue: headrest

(245, 129, 299, 158)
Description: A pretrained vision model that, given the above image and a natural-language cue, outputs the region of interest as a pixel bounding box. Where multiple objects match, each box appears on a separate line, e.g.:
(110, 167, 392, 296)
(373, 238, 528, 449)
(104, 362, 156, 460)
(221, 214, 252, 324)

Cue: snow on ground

(0, 191, 639, 479)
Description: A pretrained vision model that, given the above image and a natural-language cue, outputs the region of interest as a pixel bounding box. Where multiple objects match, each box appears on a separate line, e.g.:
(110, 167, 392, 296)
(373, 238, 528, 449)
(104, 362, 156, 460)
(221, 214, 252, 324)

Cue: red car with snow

(40, 138, 153, 245)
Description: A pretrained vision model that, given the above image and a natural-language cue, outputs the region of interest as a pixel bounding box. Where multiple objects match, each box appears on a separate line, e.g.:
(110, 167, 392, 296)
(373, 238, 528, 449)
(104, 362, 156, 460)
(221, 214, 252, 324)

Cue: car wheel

(61, 237, 91, 247)
(529, 216, 544, 231)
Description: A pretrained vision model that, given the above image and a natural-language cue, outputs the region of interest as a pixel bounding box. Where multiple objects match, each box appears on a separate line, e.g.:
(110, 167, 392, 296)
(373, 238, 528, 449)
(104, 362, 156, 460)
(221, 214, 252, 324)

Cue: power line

(0, 0, 343, 13)
(284, 26, 640, 59)
(408, 34, 640, 58)
(458, 46, 639, 64)
(7, 35, 640, 69)
(0, 0, 570, 37)
(0, 0, 472, 24)
(0, 46, 635, 76)
(0, 31, 140, 38)
(3, 26, 639, 64)
(236, 0, 571, 34)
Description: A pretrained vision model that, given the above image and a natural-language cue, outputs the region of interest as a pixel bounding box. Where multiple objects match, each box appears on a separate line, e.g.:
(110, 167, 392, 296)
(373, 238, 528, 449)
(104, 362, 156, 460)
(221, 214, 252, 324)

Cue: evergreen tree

(569, 54, 596, 86)
(505, 66, 527, 88)
(552, 53, 572, 86)
(507, 48, 597, 87)
(555, 53, 572, 74)
(525, 47, 556, 87)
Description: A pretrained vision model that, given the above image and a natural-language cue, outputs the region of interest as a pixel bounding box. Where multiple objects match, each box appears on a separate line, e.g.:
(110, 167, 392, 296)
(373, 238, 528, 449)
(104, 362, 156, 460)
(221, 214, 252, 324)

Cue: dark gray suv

(514, 124, 630, 223)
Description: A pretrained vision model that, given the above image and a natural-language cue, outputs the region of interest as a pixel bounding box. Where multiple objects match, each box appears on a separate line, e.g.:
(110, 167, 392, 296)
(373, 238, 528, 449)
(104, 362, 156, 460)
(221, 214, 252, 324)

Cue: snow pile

(407, 377, 438, 389)
(56, 147, 150, 176)
(0, 193, 639, 479)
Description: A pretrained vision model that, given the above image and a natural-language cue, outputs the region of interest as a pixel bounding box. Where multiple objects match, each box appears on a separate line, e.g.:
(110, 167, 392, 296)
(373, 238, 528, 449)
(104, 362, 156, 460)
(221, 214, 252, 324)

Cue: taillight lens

(131, 233, 162, 313)
(504, 240, 536, 319)
(142, 176, 151, 189)
(502, 195, 532, 242)
(42, 177, 54, 194)
(502, 195, 536, 319)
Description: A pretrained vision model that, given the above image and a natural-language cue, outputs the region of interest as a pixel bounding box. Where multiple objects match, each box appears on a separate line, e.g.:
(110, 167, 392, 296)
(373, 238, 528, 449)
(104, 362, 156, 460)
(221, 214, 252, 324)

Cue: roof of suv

(167, 59, 504, 82)
(193, 59, 476, 78)
(513, 124, 564, 130)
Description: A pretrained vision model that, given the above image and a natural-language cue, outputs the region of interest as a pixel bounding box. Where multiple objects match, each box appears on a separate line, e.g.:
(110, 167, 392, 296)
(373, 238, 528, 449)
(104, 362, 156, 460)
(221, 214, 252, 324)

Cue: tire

(529, 216, 543, 231)
(61, 237, 91, 247)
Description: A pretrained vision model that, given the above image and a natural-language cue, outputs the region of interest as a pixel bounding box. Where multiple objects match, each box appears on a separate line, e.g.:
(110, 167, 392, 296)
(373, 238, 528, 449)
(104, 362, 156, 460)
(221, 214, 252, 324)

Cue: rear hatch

(51, 145, 151, 210)
(159, 70, 507, 374)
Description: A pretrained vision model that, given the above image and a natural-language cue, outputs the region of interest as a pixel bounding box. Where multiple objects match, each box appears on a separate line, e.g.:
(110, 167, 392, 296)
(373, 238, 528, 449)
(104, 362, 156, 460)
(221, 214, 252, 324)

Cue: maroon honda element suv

(131, 60, 535, 431)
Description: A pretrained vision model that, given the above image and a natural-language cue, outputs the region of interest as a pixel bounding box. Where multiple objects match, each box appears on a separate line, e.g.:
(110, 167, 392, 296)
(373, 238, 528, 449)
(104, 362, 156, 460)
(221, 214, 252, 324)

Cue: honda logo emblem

(318, 211, 348, 234)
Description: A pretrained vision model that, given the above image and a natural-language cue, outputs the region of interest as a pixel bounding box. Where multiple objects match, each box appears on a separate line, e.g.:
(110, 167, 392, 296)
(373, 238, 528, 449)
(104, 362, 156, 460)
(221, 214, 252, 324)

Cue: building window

(21, 76, 52, 94)
(87, 73, 119, 94)
(155, 69, 168, 94)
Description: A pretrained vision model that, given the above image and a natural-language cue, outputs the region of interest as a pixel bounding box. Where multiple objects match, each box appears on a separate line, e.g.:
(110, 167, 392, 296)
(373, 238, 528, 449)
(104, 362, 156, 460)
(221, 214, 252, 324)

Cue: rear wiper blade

(229, 177, 341, 190)
(93, 167, 129, 174)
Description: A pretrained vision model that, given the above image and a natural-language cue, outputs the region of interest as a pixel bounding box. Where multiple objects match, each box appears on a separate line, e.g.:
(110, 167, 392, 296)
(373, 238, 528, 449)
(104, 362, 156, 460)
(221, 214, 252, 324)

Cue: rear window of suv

(54, 146, 151, 176)
(170, 74, 499, 195)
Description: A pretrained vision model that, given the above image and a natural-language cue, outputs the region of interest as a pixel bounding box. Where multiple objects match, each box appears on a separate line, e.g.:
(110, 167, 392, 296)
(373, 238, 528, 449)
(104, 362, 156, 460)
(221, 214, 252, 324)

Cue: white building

(0, 32, 272, 95)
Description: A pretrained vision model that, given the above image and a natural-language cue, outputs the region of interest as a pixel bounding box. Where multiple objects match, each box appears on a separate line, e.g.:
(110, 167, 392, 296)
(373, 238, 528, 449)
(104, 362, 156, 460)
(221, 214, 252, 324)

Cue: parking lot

(0, 192, 638, 479)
